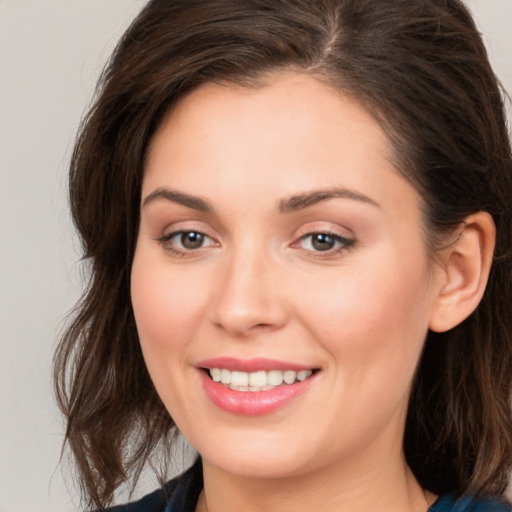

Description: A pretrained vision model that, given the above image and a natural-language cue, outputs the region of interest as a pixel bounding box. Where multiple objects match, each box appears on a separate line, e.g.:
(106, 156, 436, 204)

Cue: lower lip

(199, 371, 316, 416)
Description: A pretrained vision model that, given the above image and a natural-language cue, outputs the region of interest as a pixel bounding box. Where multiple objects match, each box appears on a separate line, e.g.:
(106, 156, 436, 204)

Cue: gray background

(0, 1, 510, 511)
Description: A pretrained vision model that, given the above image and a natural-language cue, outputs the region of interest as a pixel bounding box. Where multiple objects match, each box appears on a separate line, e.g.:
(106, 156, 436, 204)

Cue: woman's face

(131, 72, 442, 480)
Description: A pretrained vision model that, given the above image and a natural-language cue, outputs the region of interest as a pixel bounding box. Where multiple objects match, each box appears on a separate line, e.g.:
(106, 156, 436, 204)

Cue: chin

(204, 451, 313, 479)
(187, 427, 326, 480)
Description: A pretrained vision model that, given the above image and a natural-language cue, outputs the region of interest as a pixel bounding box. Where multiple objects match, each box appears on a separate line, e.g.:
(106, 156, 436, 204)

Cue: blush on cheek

(300, 252, 430, 376)
(131, 264, 170, 353)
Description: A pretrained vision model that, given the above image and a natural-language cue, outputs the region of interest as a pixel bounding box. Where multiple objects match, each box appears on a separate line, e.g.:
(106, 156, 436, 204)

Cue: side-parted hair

(54, 0, 512, 508)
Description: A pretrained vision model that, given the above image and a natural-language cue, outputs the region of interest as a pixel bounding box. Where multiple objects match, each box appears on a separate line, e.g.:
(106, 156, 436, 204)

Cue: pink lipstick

(197, 358, 318, 416)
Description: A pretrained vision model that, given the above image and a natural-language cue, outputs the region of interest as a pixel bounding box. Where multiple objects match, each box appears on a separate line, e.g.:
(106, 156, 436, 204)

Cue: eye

(177, 231, 207, 249)
(299, 232, 355, 252)
(158, 230, 215, 252)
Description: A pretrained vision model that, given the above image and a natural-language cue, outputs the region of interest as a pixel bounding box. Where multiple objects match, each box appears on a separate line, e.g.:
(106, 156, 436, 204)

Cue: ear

(429, 212, 496, 333)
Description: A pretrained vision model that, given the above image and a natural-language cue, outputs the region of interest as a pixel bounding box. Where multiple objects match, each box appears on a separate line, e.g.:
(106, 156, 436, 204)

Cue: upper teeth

(208, 368, 313, 391)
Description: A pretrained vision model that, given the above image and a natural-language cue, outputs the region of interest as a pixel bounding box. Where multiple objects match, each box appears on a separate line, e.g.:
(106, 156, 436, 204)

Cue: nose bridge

(210, 237, 286, 336)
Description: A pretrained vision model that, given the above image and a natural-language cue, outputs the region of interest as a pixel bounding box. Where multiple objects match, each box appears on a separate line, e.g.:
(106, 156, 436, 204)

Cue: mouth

(197, 358, 320, 415)
(205, 368, 317, 392)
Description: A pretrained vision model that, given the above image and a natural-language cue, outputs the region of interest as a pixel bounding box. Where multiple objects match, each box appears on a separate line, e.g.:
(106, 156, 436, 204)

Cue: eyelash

(297, 231, 356, 256)
(156, 230, 356, 258)
(157, 230, 216, 258)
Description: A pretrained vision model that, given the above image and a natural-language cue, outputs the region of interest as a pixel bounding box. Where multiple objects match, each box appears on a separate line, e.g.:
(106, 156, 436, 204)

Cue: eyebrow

(142, 186, 380, 213)
(279, 188, 380, 213)
(142, 188, 212, 212)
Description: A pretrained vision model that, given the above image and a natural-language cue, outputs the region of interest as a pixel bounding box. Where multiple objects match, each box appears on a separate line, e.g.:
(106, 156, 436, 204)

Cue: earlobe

(429, 212, 496, 333)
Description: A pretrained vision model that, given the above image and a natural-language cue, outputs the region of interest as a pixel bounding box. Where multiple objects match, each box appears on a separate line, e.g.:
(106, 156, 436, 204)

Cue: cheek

(296, 244, 432, 390)
(130, 250, 207, 364)
(130, 249, 213, 421)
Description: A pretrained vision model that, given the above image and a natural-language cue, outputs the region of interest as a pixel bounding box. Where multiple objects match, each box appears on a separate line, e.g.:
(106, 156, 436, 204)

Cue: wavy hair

(54, 0, 512, 508)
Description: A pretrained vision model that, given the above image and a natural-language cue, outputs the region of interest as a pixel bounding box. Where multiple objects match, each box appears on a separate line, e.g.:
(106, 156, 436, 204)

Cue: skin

(130, 72, 489, 512)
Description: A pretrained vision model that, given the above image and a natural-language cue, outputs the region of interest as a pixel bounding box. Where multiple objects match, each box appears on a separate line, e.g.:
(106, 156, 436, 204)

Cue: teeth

(297, 370, 313, 381)
(283, 370, 296, 384)
(210, 368, 221, 382)
(231, 371, 249, 387)
(220, 369, 231, 384)
(208, 368, 314, 390)
(249, 371, 267, 387)
(229, 384, 250, 391)
(267, 370, 283, 386)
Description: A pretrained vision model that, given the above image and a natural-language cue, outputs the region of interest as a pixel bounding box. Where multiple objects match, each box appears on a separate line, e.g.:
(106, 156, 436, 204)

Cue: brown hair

(54, 0, 512, 508)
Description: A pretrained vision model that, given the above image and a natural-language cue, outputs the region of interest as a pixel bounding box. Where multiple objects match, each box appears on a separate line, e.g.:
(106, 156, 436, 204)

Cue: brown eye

(158, 230, 215, 253)
(180, 231, 205, 249)
(311, 233, 336, 251)
(298, 232, 355, 253)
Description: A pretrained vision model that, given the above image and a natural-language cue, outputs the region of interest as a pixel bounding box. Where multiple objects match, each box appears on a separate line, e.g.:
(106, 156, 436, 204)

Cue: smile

(208, 368, 314, 391)
(198, 359, 319, 415)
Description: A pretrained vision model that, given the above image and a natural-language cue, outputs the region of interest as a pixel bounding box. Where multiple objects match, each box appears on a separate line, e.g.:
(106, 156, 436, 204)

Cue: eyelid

(156, 230, 217, 260)
(297, 231, 354, 249)
(290, 222, 357, 257)
(155, 219, 220, 257)
(293, 222, 354, 241)
(156, 219, 216, 240)
(159, 229, 215, 245)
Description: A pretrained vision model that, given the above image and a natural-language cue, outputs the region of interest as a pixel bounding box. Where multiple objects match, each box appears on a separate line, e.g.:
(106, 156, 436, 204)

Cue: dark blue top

(103, 459, 511, 512)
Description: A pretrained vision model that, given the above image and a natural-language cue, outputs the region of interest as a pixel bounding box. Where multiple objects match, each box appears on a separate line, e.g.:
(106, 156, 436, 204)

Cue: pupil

(181, 232, 204, 249)
(312, 233, 334, 251)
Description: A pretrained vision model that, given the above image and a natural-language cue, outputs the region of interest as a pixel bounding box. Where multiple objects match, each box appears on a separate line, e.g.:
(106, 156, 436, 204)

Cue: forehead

(149, 73, 390, 153)
(143, 72, 418, 218)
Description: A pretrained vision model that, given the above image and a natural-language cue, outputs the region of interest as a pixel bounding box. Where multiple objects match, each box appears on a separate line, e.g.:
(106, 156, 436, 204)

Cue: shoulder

(98, 458, 203, 512)
(431, 494, 511, 512)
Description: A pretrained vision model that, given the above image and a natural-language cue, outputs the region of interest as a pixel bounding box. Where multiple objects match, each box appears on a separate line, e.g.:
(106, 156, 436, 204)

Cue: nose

(209, 246, 288, 337)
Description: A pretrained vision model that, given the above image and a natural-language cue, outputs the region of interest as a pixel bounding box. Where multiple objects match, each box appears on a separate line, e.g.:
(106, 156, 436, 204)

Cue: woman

(54, 1, 512, 511)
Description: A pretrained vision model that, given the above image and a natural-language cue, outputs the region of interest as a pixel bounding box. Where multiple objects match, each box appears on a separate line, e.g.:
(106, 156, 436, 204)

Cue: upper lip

(197, 357, 316, 372)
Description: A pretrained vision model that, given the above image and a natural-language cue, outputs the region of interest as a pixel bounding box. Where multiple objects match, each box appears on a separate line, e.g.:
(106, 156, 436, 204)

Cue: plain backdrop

(0, 1, 510, 511)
